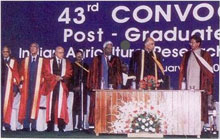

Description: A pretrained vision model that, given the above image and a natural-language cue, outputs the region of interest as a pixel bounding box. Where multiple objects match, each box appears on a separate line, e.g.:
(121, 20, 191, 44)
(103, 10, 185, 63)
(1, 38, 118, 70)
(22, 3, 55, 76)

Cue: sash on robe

(19, 56, 43, 121)
(3, 59, 15, 119)
(48, 59, 66, 120)
(193, 51, 214, 74)
(140, 50, 164, 81)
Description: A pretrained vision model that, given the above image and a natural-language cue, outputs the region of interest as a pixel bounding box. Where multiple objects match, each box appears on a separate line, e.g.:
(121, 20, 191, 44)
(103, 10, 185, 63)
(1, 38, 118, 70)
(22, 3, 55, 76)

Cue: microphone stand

(79, 59, 84, 130)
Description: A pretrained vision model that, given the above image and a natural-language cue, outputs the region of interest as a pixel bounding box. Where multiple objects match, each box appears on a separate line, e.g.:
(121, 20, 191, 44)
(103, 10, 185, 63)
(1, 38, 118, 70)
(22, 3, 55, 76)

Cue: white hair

(30, 42, 39, 48)
(103, 41, 113, 48)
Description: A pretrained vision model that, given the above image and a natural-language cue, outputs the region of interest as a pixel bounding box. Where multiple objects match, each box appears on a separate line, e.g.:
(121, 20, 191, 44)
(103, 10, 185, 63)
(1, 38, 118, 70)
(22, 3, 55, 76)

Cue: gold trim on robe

(58, 59, 66, 118)
(31, 57, 43, 119)
(3, 59, 15, 118)
(140, 50, 145, 81)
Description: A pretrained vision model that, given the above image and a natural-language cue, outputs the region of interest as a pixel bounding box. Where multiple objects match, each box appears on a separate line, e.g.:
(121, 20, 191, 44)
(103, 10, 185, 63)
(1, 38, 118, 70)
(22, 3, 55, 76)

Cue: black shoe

(85, 129, 95, 134)
(5, 127, 12, 131)
(31, 128, 37, 132)
(21, 128, 30, 132)
(59, 129, 64, 133)
(73, 128, 80, 132)
(45, 128, 53, 132)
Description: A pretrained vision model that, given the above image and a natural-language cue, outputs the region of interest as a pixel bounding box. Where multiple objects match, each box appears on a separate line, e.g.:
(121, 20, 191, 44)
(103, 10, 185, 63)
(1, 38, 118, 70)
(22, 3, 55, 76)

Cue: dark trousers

(47, 119, 65, 131)
(72, 91, 87, 129)
(23, 93, 36, 130)
(47, 83, 65, 131)
(23, 80, 36, 130)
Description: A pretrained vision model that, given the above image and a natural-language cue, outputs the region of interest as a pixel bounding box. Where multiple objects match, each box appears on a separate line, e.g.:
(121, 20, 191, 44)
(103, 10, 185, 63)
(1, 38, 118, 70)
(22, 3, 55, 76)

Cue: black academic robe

(70, 61, 89, 115)
(129, 50, 165, 88)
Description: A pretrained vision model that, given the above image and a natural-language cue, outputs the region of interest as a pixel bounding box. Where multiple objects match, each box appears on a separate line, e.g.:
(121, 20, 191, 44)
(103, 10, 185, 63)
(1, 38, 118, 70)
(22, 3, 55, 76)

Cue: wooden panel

(163, 90, 172, 135)
(177, 91, 182, 135)
(194, 90, 201, 135)
(188, 91, 195, 135)
(100, 91, 106, 132)
(179, 91, 184, 135)
(117, 91, 123, 107)
(94, 91, 101, 134)
(144, 91, 150, 107)
(182, 90, 189, 135)
(134, 91, 138, 102)
(172, 91, 178, 134)
(111, 91, 117, 132)
(106, 91, 112, 132)
(94, 90, 201, 136)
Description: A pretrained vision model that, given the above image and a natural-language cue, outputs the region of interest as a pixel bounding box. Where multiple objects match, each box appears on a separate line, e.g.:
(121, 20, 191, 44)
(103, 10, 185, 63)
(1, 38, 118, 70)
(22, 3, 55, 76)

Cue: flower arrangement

(110, 101, 169, 134)
(131, 112, 161, 133)
(110, 101, 146, 133)
(139, 75, 160, 90)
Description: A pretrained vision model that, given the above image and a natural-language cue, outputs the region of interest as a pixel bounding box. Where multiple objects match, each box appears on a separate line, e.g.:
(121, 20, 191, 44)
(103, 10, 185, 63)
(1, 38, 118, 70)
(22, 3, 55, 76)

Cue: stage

(1, 1, 219, 138)
(1, 129, 218, 138)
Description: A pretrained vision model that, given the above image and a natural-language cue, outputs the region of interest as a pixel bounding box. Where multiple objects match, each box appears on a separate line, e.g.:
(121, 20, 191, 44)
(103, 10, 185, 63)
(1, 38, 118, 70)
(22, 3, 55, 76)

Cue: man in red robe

(19, 43, 47, 131)
(1, 46, 20, 131)
(87, 41, 122, 125)
(179, 35, 214, 125)
(42, 46, 72, 132)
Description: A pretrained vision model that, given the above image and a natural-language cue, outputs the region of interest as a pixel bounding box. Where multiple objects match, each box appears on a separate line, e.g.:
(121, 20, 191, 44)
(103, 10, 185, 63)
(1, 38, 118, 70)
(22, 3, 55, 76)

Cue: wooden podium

(94, 90, 202, 137)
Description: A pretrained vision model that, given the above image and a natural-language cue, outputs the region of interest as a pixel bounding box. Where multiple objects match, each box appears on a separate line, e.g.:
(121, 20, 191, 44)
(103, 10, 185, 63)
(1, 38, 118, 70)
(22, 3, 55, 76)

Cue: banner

(1, 1, 219, 100)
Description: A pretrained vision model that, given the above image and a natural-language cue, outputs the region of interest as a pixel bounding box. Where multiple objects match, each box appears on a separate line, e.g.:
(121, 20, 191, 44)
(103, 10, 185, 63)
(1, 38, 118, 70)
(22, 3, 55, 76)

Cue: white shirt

(122, 73, 128, 86)
(105, 55, 111, 62)
(31, 55, 37, 62)
(187, 48, 201, 89)
(4, 57, 10, 62)
(55, 56, 62, 65)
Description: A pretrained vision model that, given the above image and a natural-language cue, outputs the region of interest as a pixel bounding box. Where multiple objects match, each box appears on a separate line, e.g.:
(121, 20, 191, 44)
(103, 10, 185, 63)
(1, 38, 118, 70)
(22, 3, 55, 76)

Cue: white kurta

(186, 48, 201, 89)
(122, 73, 128, 86)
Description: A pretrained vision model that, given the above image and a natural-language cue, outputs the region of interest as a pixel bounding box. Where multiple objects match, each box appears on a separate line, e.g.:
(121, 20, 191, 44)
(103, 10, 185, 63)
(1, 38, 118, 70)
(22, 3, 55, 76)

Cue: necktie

(4, 58, 8, 64)
(32, 57, 36, 63)
(58, 59, 61, 68)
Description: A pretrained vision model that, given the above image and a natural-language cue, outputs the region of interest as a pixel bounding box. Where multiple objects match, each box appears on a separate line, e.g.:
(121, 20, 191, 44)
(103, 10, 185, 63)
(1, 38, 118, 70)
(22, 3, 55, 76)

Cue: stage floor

(1, 129, 218, 138)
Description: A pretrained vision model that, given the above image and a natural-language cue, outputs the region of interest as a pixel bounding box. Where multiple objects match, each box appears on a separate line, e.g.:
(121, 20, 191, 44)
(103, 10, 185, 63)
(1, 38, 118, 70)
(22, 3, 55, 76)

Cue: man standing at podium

(129, 37, 165, 89)
(87, 41, 122, 125)
(179, 34, 214, 126)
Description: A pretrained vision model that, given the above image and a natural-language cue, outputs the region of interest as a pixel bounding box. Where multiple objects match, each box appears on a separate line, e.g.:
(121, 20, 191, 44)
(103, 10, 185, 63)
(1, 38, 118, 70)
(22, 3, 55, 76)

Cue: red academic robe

(2, 58, 20, 125)
(41, 58, 72, 124)
(87, 55, 122, 124)
(18, 56, 46, 124)
(179, 50, 214, 123)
